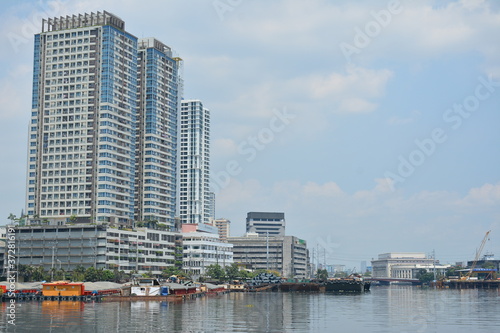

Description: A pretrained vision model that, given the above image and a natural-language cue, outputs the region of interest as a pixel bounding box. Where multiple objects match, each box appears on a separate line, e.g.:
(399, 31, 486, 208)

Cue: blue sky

(1, 0, 499, 268)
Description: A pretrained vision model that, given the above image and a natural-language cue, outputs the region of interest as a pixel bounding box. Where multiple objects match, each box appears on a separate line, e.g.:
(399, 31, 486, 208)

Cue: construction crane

(464, 230, 491, 280)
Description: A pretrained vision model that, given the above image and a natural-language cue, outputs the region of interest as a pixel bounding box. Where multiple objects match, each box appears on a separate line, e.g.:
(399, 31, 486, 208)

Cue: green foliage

(225, 263, 240, 280)
(161, 266, 186, 279)
(316, 268, 329, 281)
(83, 267, 116, 282)
(416, 268, 435, 283)
(445, 265, 462, 277)
(205, 264, 225, 281)
(482, 262, 495, 269)
(334, 271, 348, 278)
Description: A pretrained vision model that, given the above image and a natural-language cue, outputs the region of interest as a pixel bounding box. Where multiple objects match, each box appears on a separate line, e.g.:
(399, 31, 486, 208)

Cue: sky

(0, 0, 499, 269)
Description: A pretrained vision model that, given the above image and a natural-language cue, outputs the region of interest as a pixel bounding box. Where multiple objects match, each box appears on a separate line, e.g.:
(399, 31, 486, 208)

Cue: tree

(205, 264, 225, 281)
(84, 267, 100, 282)
(482, 262, 495, 269)
(72, 265, 86, 281)
(32, 266, 47, 281)
(316, 268, 329, 281)
(334, 271, 348, 278)
(416, 269, 435, 283)
(7, 213, 18, 225)
(225, 263, 240, 281)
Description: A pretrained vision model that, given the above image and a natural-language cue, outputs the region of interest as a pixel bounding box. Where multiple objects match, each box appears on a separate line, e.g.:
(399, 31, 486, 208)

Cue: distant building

(371, 252, 450, 279)
(360, 261, 367, 273)
(246, 212, 285, 237)
(229, 233, 309, 278)
(181, 223, 233, 277)
(467, 253, 500, 273)
(213, 218, 231, 242)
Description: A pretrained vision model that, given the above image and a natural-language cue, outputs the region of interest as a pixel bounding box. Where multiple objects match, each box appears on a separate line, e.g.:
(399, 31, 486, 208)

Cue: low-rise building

(12, 224, 181, 276)
(181, 223, 233, 278)
(371, 252, 449, 279)
(229, 233, 309, 279)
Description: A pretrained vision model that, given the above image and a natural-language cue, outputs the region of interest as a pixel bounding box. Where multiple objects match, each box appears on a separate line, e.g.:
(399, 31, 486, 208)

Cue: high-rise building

(178, 100, 211, 224)
(25, 11, 182, 228)
(135, 37, 182, 227)
(246, 212, 285, 237)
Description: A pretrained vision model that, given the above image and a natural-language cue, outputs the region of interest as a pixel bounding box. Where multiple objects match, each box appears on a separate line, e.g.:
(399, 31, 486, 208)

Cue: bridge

(367, 277, 421, 285)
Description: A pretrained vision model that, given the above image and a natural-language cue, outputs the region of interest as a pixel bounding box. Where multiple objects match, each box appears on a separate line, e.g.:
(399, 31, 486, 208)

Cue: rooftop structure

(246, 212, 285, 237)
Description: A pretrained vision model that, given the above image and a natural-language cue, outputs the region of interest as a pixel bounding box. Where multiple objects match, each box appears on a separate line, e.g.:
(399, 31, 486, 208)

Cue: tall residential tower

(26, 12, 182, 228)
(178, 100, 211, 224)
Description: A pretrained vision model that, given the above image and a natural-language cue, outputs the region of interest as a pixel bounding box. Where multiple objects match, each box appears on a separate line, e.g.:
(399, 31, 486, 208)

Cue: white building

(371, 252, 450, 279)
(246, 212, 285, 237)
(178, 100, 211, 225)
(181, 223, 233, 277)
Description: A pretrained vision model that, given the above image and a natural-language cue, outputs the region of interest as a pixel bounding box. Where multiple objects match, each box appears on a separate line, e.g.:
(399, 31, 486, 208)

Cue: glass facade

(26, 12, 182, 227)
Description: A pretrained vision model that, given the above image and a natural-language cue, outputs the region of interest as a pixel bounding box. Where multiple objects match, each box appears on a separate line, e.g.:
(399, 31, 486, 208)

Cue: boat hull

(324, 280, 370, 293)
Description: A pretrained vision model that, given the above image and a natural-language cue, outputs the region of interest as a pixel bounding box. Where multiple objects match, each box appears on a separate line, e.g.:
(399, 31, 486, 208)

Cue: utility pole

(266, 232, 269, 270)
(51, 245, 55, 281)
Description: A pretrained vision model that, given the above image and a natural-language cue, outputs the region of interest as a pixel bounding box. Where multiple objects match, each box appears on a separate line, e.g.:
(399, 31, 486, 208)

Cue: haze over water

(1, 286, 500, 332)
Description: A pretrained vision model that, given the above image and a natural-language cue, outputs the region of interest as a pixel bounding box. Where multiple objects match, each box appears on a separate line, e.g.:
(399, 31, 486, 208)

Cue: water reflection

(1, 287, 500, 332)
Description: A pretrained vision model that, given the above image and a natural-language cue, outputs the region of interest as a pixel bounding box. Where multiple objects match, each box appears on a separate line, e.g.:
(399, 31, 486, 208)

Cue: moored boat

(324, 275, 370, 293)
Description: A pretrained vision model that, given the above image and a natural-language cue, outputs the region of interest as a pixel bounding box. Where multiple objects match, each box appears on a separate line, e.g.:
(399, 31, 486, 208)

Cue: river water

(1, 285, 499, 332)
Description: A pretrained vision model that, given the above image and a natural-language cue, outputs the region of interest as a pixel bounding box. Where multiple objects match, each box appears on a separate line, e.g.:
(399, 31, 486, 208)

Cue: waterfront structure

(229, 233, 309, 278)
(213, 218, 231, 242)
(26, 11, 182, 228)
(371, 252, 449, 279)
(178, 100, 211, 225)
(13, 224, 181, 275)
(135, 37, 182, 227)
(181, 223, 233, 277)
(246, 212, 285, 237)
(466, 253, 500, 274)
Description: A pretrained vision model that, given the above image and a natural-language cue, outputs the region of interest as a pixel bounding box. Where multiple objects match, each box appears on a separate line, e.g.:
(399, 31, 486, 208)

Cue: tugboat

(324, 274, 370, 293)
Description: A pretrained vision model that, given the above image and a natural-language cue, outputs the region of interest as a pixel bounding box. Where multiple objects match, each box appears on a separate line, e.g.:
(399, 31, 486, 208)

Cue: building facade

(135, 37, 182, 228)
(178, 100, 211, 225)
(229, 233, 309, 278)
(371, 252, 449, 279)
(246, 212, 285, 237)
(13, 224, 181, 276)
(213, 218, 231, 242)
(181, 223, 233, 277)
(26, 11, 182, 228)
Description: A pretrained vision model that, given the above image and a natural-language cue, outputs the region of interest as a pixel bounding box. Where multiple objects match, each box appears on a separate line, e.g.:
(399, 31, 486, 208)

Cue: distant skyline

(1, 0, 499, 268)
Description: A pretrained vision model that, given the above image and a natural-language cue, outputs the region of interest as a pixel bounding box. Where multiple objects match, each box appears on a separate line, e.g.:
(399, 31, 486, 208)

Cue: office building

(13, 224, 181, 275)
(178, 100, 211, 225)
(25, 11, 182, 228)
(229, 233, 309, 278)
(182, 223, 233, 277)
(246, 212, 285, 237)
